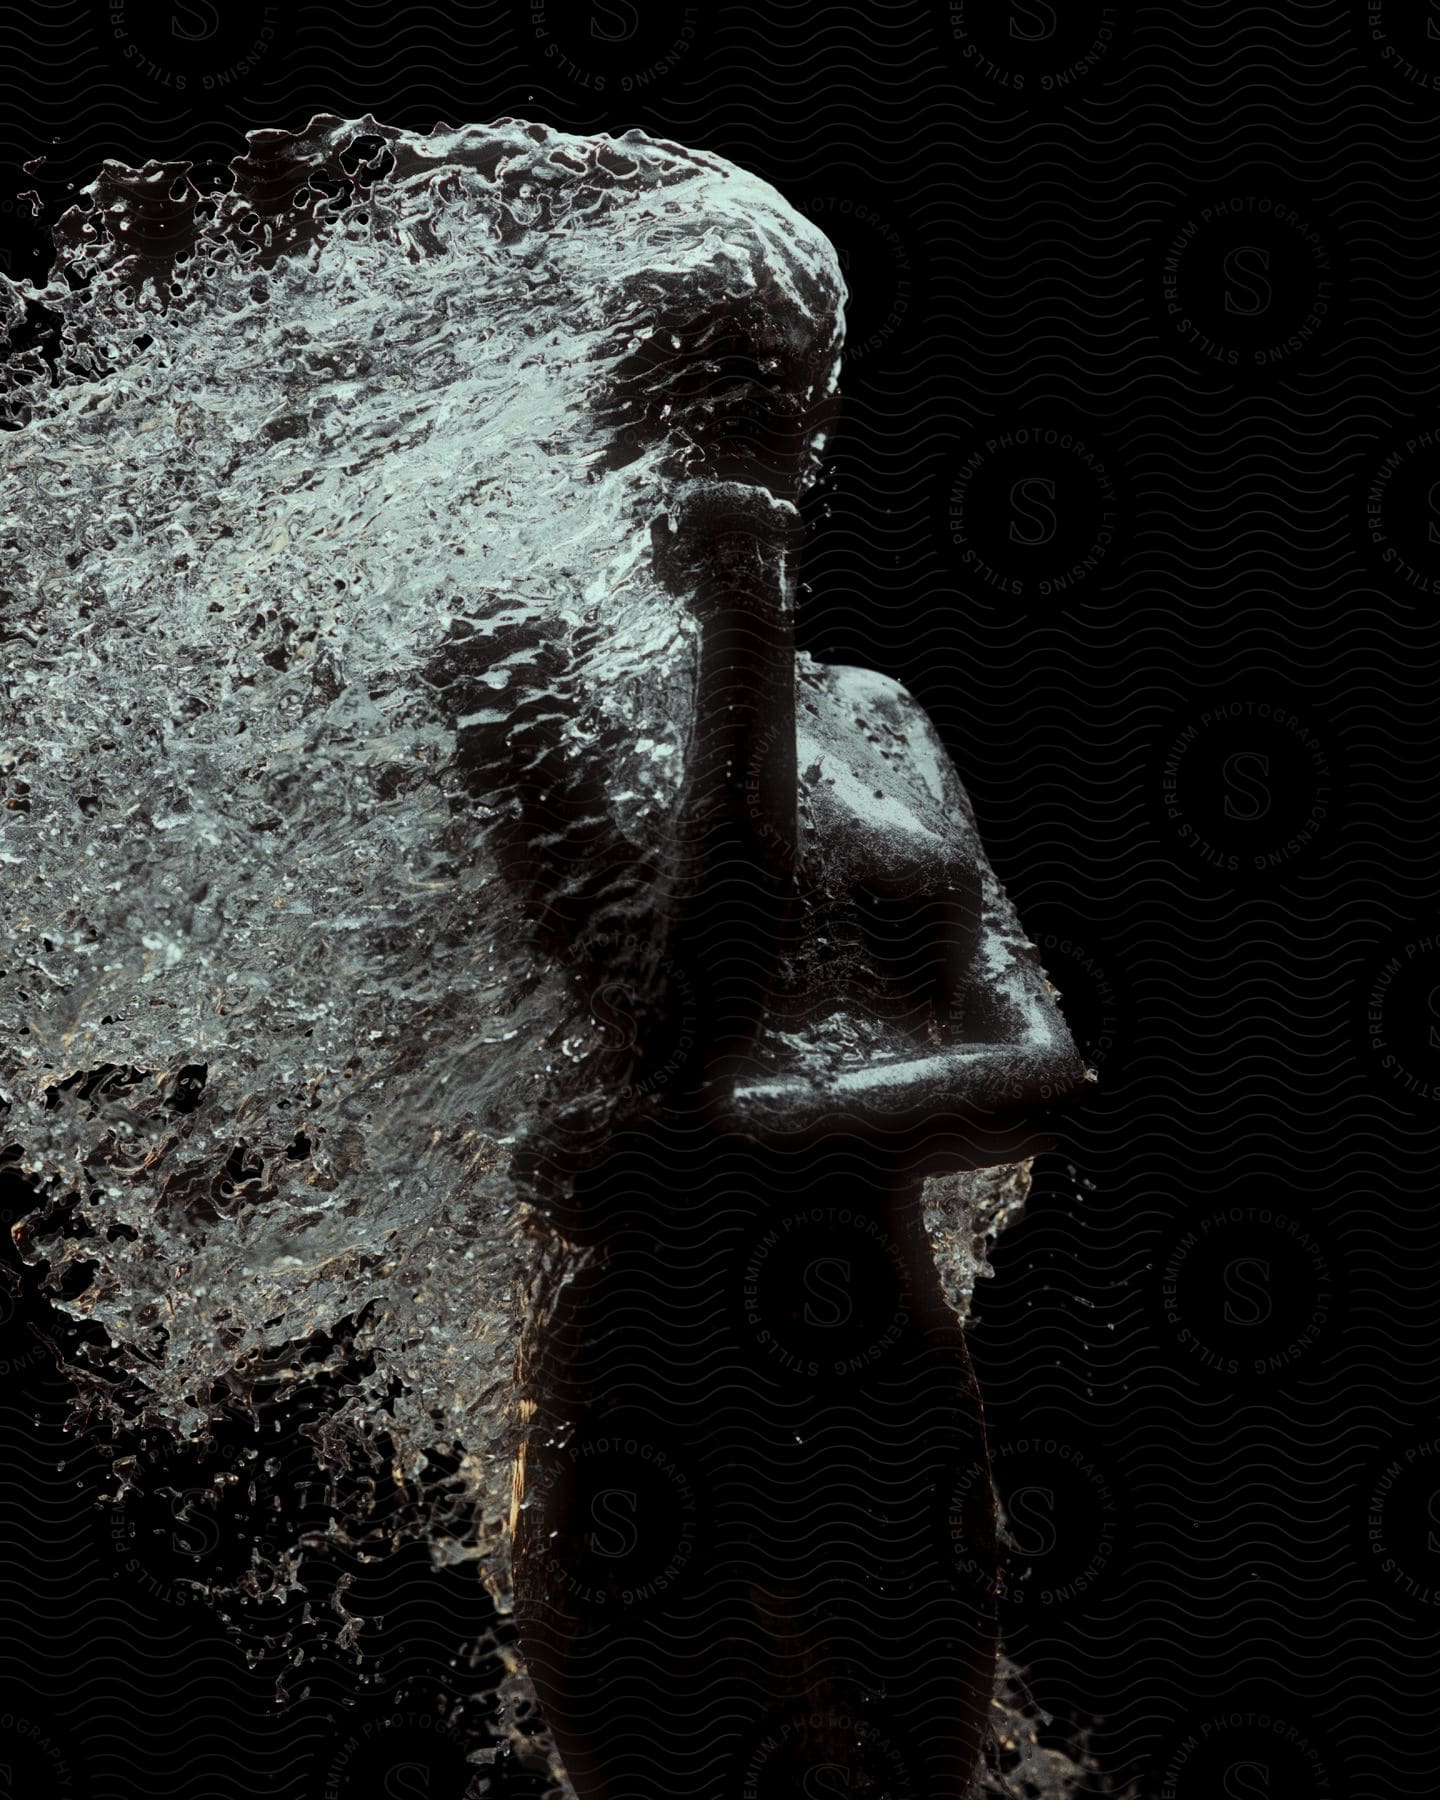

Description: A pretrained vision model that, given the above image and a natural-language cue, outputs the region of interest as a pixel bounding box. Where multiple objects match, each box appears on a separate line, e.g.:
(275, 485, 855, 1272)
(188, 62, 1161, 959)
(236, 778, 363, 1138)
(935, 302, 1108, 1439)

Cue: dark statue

(0, 116, 1089, 1797)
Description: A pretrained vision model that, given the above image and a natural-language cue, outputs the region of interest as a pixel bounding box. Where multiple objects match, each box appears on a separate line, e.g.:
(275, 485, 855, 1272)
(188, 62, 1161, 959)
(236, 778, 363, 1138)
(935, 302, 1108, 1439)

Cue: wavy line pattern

(0, 3, 1436, 1798)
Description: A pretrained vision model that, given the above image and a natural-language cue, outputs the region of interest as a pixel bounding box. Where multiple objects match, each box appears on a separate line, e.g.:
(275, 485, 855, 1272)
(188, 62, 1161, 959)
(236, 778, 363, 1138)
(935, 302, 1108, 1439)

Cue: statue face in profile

(1, 114, 1085, 1790)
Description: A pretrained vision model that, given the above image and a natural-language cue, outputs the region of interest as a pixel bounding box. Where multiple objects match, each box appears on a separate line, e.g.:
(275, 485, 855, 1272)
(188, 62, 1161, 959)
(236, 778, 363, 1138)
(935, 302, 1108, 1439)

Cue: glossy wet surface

(514, 1135, 998, 1798)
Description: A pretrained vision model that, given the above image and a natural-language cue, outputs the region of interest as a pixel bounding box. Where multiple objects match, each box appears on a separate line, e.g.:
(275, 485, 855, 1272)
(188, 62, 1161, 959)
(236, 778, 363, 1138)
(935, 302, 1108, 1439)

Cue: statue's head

(0, 114, 1085, 1570)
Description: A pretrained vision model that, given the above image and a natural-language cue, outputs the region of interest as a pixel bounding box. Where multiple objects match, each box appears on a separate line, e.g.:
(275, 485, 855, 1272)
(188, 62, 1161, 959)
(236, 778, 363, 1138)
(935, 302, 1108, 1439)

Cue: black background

(2, 3, 1439, 1797)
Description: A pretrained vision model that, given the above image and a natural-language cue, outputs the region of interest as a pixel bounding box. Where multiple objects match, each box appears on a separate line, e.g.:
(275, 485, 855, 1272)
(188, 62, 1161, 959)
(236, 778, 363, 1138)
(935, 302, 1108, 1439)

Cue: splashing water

(1, 115, 1095, 1795)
